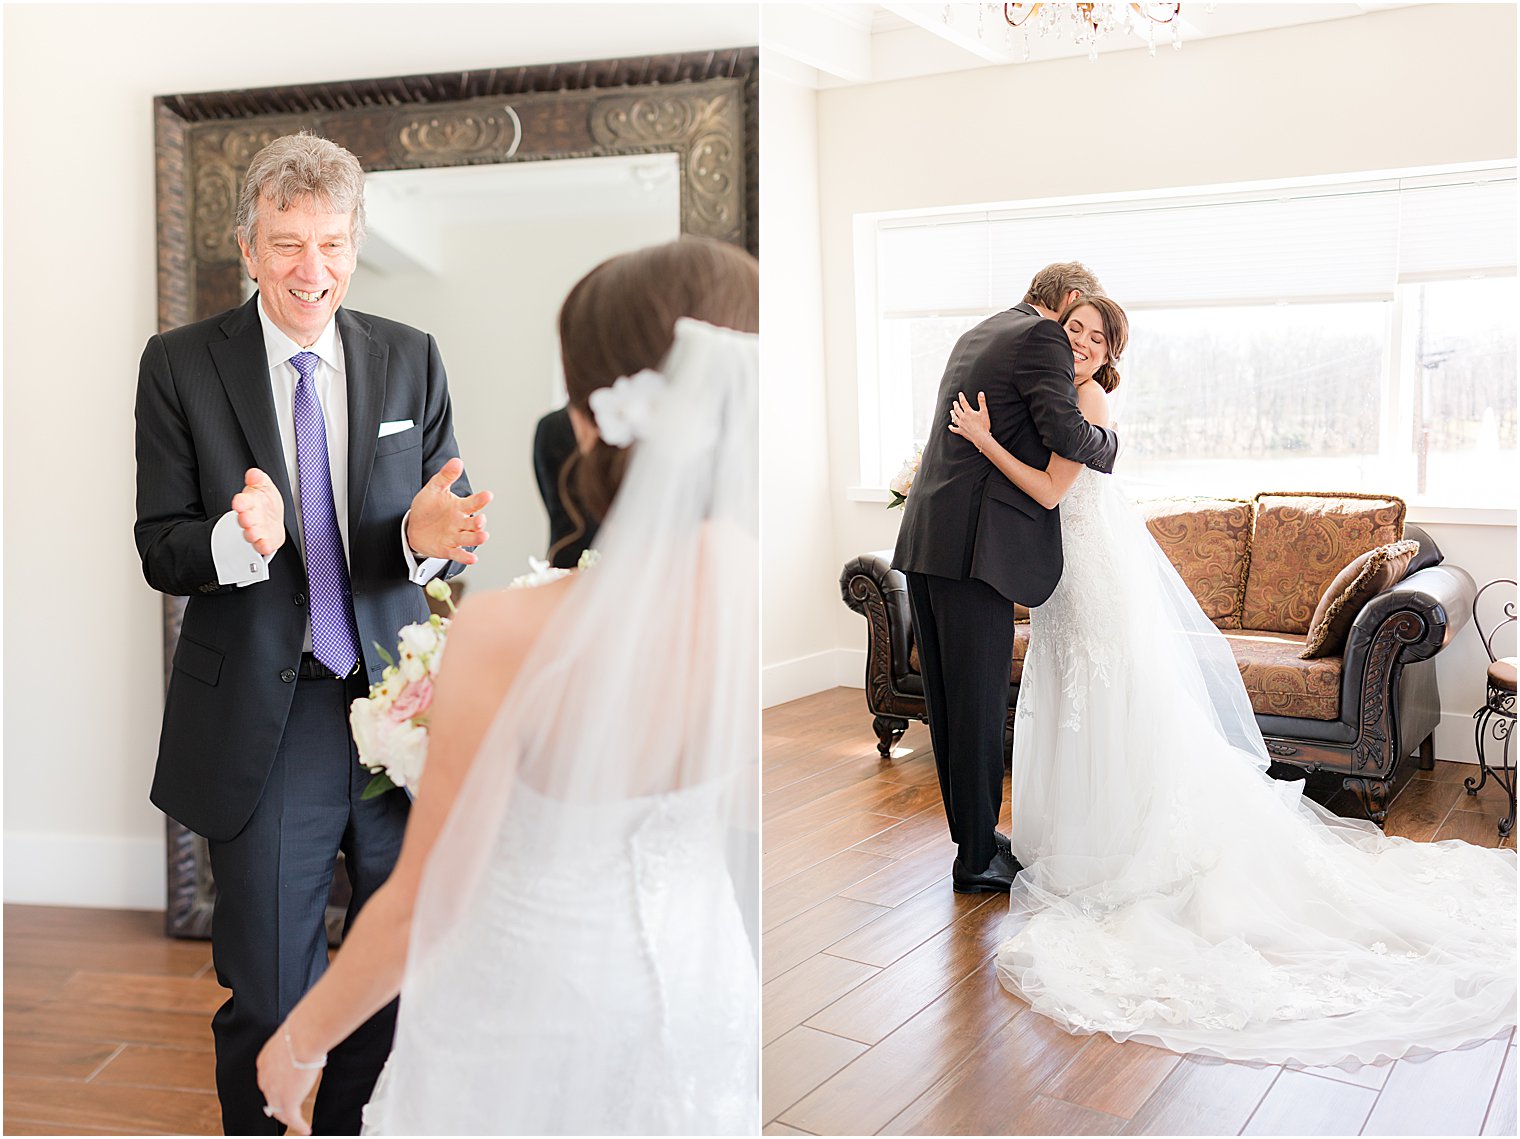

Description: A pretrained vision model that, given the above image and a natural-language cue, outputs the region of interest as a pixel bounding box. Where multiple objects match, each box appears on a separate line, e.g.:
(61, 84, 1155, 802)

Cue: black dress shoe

(952, 847, 1023, 894)
(995, 830, 1012, 854)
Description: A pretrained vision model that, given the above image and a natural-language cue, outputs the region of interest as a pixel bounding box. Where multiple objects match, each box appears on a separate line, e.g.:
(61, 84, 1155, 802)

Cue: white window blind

(874, 171, 1517, 314)
(1398, 177, 1518, 280)
(876, 220, 991, 312)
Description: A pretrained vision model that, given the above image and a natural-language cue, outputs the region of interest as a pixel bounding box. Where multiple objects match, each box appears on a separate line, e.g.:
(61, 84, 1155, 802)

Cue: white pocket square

(378, 419, 415, 438)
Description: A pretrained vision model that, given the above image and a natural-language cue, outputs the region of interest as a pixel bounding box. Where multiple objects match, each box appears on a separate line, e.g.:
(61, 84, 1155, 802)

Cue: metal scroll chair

(1467, 578, 1517, 837)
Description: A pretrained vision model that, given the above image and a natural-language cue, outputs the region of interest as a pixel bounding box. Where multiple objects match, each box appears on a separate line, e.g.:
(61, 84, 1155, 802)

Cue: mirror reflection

(339, 153, 683, 590)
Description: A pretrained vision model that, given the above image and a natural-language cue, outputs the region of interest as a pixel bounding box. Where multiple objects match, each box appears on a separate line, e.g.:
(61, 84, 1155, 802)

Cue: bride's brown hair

(1057, 294, 1129, 394)
(550, 237, 759, 560)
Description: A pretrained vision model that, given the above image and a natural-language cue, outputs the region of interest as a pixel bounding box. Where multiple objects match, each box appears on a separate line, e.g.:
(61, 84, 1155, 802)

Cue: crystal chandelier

(1001, 3, 1185, 62)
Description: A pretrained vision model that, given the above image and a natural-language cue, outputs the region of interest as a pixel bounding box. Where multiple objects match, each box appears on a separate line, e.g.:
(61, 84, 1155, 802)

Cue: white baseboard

(762, 648, 866, 708)
(4, 833, 166, 911)
(834, 648, 866, 690)
(1432, 710, 1483, 765)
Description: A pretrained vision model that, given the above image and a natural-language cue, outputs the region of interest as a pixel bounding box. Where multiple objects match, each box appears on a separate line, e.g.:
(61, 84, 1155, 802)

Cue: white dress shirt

(211, 300, 445, 643)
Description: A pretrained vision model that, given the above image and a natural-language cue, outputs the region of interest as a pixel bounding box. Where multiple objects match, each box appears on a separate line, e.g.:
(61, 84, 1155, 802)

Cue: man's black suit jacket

(893, 303, 1118, 606)
(134, 295, 469, 842)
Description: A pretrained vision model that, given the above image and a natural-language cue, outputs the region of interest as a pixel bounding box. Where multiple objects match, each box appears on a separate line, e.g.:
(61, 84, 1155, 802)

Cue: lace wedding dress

(362, 319, 761, 1134)
(362, 781, 756, 1135)
(997, 467, 1515, 1066)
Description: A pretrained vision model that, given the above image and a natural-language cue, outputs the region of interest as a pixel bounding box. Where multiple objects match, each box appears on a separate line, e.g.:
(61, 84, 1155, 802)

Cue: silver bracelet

(283, 1030, 328, 1071)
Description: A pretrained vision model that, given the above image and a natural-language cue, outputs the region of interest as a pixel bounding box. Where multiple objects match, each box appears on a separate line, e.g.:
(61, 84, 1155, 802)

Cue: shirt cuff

(400, 510, 450, 585)
(211, 511, 273, 587)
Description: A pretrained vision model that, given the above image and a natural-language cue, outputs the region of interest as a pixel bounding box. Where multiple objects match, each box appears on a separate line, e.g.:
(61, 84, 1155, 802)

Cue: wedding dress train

(997, 468, 1515, 1066)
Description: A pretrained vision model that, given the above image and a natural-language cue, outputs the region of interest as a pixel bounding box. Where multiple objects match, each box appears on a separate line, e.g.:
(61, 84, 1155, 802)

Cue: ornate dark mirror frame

(156, 48, 758, 938)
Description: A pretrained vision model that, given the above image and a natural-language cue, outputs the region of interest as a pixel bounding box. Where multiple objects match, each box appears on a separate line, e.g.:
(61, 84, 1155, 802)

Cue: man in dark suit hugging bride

(895, 262, 1514, 1065)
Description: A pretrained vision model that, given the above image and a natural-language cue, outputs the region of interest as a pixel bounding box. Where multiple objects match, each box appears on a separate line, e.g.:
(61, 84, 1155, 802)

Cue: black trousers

(905, 571, 1015, 874)
(206, 672, 410, 1136)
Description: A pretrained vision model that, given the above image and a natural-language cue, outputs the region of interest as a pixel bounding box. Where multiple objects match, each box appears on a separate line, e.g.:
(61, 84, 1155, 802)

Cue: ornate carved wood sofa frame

(842, 493, 1477, 824)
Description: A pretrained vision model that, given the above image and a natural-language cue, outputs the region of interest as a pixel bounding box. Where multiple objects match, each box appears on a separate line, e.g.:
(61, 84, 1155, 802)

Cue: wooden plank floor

(3, 907, 319, 1135)
(4, 907, 222, 1135)
(7, 688, 1513, 1136)
(762, 687, 1517, 1137)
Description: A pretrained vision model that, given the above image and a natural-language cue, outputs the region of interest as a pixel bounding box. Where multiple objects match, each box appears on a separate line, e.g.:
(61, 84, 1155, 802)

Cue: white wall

(1413, 520, 1518, 760)
(1, 3, 756, 909)
(759, 58, 841, 706)
(781, 4, 1518, 761)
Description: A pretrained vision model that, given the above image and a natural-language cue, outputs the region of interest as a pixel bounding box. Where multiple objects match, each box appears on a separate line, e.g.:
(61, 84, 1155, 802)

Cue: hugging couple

(893, 262, 1514, 1064)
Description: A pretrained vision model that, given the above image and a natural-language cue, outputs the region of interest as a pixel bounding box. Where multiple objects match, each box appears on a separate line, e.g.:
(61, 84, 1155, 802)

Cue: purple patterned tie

(291, 351, 360, 677)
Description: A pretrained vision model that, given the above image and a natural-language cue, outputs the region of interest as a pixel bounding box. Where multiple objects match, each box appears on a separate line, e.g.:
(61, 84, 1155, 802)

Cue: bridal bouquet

(887, 446, 923, 509)
(350, 550, 601, 797)
(349, 578, 456, 799)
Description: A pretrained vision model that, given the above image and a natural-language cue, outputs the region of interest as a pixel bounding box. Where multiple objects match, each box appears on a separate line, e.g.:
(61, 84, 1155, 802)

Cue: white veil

(1110, 482, 1273, 773)
(377, 317, 759, 1134)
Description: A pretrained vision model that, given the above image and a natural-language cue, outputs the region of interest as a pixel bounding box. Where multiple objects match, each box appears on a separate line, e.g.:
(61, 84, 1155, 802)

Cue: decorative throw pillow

(1300, 539, 1421, 659)
(1242, 492, 1406, 634)
(1140, 497, 1253, 628)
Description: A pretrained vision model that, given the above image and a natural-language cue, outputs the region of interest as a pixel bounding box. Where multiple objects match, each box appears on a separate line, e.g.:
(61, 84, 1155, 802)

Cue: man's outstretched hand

(407, 458, 492, 564)
(232, 468, 285, 556)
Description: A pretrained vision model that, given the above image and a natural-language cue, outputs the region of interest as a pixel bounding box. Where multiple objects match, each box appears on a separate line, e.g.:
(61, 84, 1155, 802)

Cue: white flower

(387, 721, 429, 789)
(509, 556, 573, 589)
(889, 448, 922, 497)
(588, 369, 665, 448)
(348, 697, 391, 767)
(398, 620, 441, 660)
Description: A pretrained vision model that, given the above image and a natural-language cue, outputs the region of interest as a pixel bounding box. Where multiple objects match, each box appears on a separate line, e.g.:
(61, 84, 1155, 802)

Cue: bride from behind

(257, 236, 760, 1134)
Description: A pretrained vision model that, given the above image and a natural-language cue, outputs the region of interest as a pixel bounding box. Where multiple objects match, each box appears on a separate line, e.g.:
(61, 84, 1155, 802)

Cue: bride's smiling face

(1063, 304, 1109, 384)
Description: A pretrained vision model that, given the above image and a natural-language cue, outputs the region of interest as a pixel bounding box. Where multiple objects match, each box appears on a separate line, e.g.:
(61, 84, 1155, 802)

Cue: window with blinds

(859, 165, 1518, 508)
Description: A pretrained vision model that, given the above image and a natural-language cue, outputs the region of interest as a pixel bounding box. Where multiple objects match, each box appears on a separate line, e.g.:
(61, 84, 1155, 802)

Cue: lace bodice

(363, 780, 757, 1134)
(1048, 467, 1121, 604)
(486, 780, 727, 895)
(1020, 468, 1121, 732)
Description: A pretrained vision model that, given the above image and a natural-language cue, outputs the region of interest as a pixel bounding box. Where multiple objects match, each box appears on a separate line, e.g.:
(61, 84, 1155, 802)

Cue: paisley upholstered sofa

(840, 492, 1477, 823)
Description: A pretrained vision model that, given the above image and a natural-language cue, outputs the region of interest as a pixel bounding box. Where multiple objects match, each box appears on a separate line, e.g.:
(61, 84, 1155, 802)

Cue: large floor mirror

(157, 49, 757, 938)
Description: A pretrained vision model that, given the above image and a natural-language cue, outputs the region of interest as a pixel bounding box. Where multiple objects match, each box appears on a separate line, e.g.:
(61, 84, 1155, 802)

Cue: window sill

(849, 486, 1515, 527)
(1406, 504, 1517, 528)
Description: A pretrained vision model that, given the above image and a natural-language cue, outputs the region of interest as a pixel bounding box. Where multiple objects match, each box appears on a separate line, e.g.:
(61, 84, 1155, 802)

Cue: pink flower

(388, 678, 435, 723)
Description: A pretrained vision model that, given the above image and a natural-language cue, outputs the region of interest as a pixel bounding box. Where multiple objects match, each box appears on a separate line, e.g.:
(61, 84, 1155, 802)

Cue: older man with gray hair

(135, 132, 490, 1133)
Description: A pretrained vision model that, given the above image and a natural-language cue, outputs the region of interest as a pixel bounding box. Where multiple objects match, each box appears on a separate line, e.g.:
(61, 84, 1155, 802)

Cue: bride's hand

(256, 1026, 320, 1136)
(948, 391, 993, 452)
